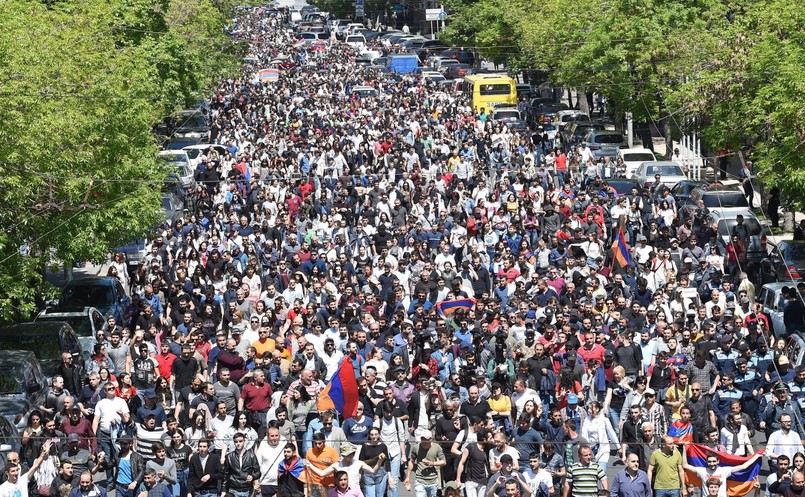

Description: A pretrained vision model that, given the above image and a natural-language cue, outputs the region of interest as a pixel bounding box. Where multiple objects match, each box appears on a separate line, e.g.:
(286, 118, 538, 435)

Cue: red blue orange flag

(436, 297, 476, 317)
(317, 358, 359, 417)
(612, 227, 631, 267)
(685, 443, 764, 497)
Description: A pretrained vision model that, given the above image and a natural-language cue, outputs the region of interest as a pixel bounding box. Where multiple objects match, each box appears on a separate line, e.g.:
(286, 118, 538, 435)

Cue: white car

(553, 110, 589, 130)
(632, 161, 687, 188)
(158, 150, 194, 190)
(617, 147, 656, 178)
(182, 144, 227, 169)
(345, 34, 366, 49)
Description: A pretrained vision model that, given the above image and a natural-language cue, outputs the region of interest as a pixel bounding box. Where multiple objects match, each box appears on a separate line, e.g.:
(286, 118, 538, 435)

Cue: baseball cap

(420, 430, 433, 440)
(644, 388, 656, 396)
(67, 433, 80, 443)
(567, 393, 579, 404)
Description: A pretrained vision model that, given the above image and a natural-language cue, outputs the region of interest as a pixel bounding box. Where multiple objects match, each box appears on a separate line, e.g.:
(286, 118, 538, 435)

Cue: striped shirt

(566, 462, 605, 497)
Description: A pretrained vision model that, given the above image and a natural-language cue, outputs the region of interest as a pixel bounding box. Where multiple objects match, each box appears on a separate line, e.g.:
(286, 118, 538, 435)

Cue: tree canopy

(442, 0, 805, 207)
(0, 0, 241, 322)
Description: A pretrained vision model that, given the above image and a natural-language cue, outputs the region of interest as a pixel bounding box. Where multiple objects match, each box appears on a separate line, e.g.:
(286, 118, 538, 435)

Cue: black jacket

(223, 449, 261, 492)
(112, 450, 145, 486)
(187, 453, 224, 494)
(55, 362, 86, 400)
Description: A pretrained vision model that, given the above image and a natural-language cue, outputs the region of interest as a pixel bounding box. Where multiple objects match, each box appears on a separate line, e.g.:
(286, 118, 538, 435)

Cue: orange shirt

(253, 337, 276, 357)
(306, 445, 339, 487)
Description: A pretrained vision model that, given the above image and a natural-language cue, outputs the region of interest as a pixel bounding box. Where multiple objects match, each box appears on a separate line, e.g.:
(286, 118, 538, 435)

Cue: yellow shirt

(665, 383, 692, 420)
(488, 395, 512, 416)
(253, 338, 276, 357)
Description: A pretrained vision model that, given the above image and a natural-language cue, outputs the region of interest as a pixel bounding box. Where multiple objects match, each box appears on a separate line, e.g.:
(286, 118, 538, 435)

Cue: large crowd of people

(9, 5, 805, 497)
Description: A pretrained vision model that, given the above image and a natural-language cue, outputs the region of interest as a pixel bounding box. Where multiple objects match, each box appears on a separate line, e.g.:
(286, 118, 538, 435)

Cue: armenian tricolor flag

(257, 68, 280, 82)
(668, 420, 693, 444)
(317, 358, 359, 417)
(611, 226, 631, 267)
(685, 443, 763, 497)
(293, 39, 305, 48)
(436, 297, 476, 317)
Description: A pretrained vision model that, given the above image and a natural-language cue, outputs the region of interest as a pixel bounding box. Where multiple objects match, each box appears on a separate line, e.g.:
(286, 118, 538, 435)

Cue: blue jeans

(415, 482, 438, 497)
(176, 468, 188, 497)
(608, 407, 621, 436)
(230, 490, 252, 497)
(115, 485, 134, 497)
(98, 431, 117, 487)
(655, 490, 680, 497)
(389, 454, 402, 497)
(363, 468, 388, 497)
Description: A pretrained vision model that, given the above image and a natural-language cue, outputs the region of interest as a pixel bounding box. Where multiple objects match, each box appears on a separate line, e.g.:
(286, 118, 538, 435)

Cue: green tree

(0, 0, 239, 322)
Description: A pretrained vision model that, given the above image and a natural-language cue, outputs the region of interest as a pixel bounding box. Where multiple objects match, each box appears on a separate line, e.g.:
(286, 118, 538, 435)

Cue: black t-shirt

(460, 400, 492, 420)
(359, 443, 389, 464)
(171, 356, 199, 391)
(607, 380, 628, 411)
(615, 344, 643, 376)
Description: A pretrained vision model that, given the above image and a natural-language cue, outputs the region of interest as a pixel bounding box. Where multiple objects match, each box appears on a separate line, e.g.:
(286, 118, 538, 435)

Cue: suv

(706, 210, 767, 263)
(60, 277, 130, 323)
(0, 322, 84, 376)
(561, 121, 605, 150)
(35, 306, 107, 359)
(0, 351, 48, 430)
(490, 107, 522, 122)
(582, 130, 627, 159)
(617, 148, 656, 178)
(681, 184, 749, 217)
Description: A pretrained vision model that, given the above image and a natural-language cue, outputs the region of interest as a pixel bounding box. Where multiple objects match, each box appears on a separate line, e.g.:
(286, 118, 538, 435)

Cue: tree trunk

(577, 90, 590, 115)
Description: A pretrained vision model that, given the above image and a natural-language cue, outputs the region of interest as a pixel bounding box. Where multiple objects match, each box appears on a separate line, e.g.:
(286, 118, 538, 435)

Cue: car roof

(38, 306, 97, 316)
(0, 321, 71, 336)
(64, 276, 119, 286)
(641, 161, 682, 167)
(619, 148, 654, 154)
(0, 350, 39, 366)
(762, 282, 789, 292)
(707, 209, 758, 221)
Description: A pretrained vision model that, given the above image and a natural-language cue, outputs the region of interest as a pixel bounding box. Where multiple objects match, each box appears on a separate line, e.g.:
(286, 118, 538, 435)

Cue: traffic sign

(425, 8, 443, 21)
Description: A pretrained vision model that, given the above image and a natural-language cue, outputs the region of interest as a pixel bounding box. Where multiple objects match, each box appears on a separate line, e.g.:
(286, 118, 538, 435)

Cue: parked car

(532, 102, 570, 127)
(553, 110, 589, 130)
(681, 183, 749, 217)
(0, 322, 84, 376)
(504, 120, 530, 136)
(167, 109, 209, 140)
(35, 306, 107, 360)
(632, 161, 688, 189)
(561, 121, 606, 150)
(0, 351, 48, 430)
(446, 64, 473, 79)
(605, 178, 642, 196)
(158, 150, 194, 191)
(761, 241, 805, 283)
(757, 282, 789, 337)
(669, 179, 708, 206)
(617, 148, 656, 178)
(182, 144, 228, 170)
(439, 48, 474, 65)
(583, 130, 627, 159)
(490, 107, 521, 122)
(351, 85, 378, 98)
(706, 210, 767, 263)
(60, 276, 130, 324)
(344, 34, 366, 49)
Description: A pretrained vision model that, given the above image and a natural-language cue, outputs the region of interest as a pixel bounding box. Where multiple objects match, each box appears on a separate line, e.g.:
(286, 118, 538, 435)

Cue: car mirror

(48, 299, 60, 307)
(27, 382, 42, 394)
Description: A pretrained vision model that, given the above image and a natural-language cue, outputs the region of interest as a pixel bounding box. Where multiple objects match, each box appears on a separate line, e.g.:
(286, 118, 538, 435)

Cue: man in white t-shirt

(489, 432, 521, 472)
(0, 440, 51, 497)
(521, 453, 554, 496)
(681, 447, 762, 497)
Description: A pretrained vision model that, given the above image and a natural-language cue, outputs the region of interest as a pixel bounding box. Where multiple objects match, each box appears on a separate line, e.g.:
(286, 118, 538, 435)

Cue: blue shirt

(116, 457, 133, 485)
(610, 469, 651, 497)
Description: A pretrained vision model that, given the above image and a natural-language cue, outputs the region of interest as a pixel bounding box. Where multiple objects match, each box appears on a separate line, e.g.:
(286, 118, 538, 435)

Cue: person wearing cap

(404, 430, 445, 497)
(60, 405, 96, 454)
(136, 388, 167, 427)
(60, 432, 94, 475)
(304, 442, 385, 489)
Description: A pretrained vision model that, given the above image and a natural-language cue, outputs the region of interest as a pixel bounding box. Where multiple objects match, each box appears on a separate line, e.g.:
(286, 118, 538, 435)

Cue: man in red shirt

(155, 340, 176, 379)
(238, 369, 273, 438)
(576, 331, 606, 365)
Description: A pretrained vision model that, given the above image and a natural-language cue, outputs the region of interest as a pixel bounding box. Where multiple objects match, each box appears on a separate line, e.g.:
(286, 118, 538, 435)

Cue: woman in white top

(580, 401, 619, 473)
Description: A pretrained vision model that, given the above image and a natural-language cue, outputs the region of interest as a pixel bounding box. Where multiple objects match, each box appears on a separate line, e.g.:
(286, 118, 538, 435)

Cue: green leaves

(0, 0, 237, 323)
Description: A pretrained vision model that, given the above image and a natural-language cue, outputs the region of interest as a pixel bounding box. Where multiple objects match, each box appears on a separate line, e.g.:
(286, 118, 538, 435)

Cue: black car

(761, 241, 805, 283)
(0, 322, 85, 376)
(0, 350, 48, 431)
(605, 178, 642, 196)
(669, 180, 708, 206)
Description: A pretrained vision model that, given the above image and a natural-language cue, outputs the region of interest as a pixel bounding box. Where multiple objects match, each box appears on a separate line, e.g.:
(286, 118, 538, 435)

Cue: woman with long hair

(580, 401, 619, 472)
(360, 427, 390, 497)
(288, 385, 315, 443)
(154, 376, 175, 411)
(555, 366, 583, 408)
(184, 411, 209, 450)
(227, 411, 259, 451)
(21, 409, 43, 466)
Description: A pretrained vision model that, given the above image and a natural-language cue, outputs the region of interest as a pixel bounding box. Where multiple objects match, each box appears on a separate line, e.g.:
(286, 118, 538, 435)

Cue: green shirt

(649, 448, 683, 490)
(410, 443, 445, 485)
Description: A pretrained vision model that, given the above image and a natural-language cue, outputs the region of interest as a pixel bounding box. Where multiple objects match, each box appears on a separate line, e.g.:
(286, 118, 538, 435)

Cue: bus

(462, 74, 518, 113)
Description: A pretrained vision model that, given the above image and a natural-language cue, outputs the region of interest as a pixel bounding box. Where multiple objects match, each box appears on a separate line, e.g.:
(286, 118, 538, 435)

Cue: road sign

(355, 0, 364, 17)
(425, 8, 443, 21)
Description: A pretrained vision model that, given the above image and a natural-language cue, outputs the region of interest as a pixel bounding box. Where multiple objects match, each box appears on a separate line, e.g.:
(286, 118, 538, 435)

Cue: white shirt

(719, 425, 752, 456)
(94, 396, 130, 432)
(0, 474, 29, 497)
(257, 440, 284, 485)
(689, 466, 732, 497)
(768, 428, 803, 460)
(522, 468, 553, 495)
(512, 389, 541, 416)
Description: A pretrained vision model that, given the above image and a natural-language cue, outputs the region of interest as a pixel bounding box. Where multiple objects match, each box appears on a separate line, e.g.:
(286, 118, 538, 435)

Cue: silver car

(582, 130, 626, 159)
(632, 161, 687, 189)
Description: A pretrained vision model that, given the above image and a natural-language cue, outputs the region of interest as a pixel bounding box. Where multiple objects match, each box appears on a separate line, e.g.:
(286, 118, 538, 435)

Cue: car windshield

(623, 153, 655, 162)
(63, 284, 115, 306)
(702, 193, 748, 208)
(0, 337, 61, 365)
(647, 165, 684, 176)
(717, 218, 762, 237)
(0, 370, 23, 395)
(37, 315, 92, 337)
(594, 134, 624, 144)
(494, 111, 519, 119)
(176, 114, 207, 130)
(608, 181, 638, 194)
(161, 196, 174, 211)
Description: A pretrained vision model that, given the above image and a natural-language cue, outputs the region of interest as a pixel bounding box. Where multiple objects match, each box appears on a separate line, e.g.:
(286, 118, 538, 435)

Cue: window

(479, 84, 511, 96)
